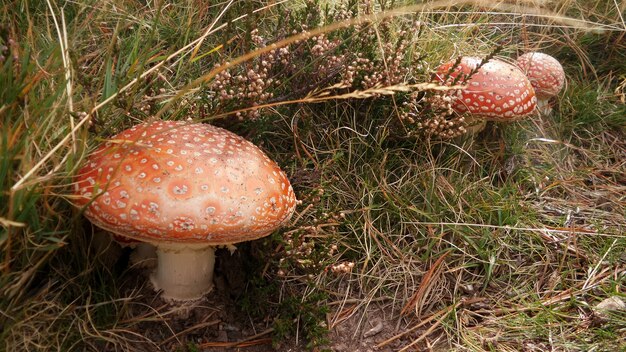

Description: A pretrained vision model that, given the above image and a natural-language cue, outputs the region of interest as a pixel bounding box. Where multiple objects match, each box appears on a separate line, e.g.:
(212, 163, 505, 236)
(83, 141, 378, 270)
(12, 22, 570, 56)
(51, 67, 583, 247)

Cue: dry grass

(1, 0, 625, 351)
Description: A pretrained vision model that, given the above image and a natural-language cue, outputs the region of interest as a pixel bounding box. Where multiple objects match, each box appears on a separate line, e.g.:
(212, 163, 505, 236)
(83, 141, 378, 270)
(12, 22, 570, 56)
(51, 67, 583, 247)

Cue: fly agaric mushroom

(75, 120, 297, 301)
(516, 52, 565, 114)
(433, 56, 537, 129)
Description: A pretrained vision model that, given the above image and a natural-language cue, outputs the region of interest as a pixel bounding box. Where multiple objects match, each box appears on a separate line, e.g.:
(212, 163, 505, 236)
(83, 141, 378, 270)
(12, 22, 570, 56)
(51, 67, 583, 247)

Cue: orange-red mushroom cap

(516, 52, 565, 100)
(434, 57, 537, 121)
(75, 120, 297, 245)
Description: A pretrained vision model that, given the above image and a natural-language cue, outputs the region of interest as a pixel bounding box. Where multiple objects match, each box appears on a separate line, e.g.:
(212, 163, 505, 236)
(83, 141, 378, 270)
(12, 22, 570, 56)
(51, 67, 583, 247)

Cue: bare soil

(104, 245, 431, 352)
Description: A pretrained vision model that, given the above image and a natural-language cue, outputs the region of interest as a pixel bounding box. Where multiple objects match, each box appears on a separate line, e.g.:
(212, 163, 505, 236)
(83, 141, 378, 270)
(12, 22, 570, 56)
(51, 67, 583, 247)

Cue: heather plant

(205, 1, 425, 125)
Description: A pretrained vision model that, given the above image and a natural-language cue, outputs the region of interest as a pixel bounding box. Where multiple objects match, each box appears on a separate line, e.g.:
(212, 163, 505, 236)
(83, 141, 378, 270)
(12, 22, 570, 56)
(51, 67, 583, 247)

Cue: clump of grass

(2, 0, 625, 351)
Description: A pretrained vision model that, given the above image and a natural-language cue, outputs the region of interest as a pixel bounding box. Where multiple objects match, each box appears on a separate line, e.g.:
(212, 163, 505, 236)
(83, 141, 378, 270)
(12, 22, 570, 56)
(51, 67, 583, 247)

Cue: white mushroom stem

(464, 116, 487, 135)
(129, 242, 157, 268)
(150, 244, 216, 301)
(536, 98, 553, 116)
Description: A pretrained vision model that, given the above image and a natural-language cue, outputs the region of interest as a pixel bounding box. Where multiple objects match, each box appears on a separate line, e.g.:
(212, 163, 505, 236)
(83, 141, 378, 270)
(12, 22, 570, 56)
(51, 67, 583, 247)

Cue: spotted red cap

(75, 120, 297, 245)
(516, 52, 565, 100)
(434, 57, 537, 121)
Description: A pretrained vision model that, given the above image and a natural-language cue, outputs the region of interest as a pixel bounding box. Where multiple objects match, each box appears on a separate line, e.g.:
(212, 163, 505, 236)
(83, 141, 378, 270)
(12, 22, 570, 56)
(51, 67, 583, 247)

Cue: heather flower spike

(75, 120, 297, 301)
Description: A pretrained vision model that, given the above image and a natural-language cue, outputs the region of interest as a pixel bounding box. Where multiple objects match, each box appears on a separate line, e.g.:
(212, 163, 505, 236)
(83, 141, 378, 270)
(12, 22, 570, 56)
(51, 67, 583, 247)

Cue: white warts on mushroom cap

(434, 56, 537, 122)
(516, 52, 565, 115)
(75, 120, 298, 301)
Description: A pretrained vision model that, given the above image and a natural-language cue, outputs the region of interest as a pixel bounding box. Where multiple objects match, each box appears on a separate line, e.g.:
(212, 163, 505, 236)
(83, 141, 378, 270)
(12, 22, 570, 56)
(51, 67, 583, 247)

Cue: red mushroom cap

(434, 56, 537, 121)
(75, 120, 297, 245)
(516, 52, 565, 99)
(111, 233, 138, 245)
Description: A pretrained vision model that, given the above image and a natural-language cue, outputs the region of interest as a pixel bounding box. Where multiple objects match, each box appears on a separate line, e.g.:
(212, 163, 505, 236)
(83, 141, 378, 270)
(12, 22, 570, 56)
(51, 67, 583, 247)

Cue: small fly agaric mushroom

(75, 120, 297, 301)
(433, 56, 537, 132)
(516, 52, 565, 114)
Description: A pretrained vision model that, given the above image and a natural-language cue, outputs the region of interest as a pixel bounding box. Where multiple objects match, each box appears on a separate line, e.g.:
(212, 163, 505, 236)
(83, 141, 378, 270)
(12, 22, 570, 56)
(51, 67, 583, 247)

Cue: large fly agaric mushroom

(516, 52, 565, 114)
(75, 120, 297, 301)
(433, 56, 537, 132)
